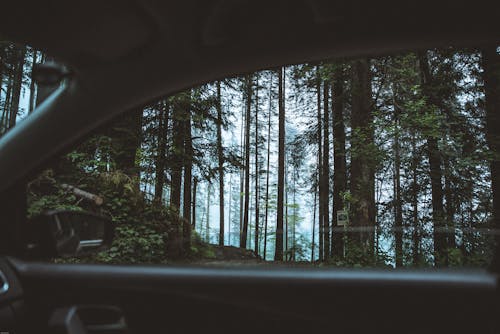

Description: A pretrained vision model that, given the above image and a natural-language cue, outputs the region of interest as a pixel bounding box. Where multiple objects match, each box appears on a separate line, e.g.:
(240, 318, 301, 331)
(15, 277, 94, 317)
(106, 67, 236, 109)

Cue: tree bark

(393, 85, 403, 267)
(192, 178, 198, 229)
(285, 153, 289, 260)
(263, 74, 272, 261)
(254, 78, 260, 256)
(206, 183, 211, 242)
(61, 184, 103, 206)
(154, 99, 168, 204)
(170, 96, 185, 212)
(332, 65, 346, 258)
(322, 79, 330, 260)
(411, 130, 420, 265)
(1, 71, 13, 132)
(8, 46, 26, 129)
(275, 67, 285, 261)
(0, 53, 4, 132)
(316, 66, 324, 261)
(228, 174, 232, 245)
(292, 172, 297, 261)
(168, 94, 187, 258)
(239, 95, 245, 245)
(443, 155, 456, 250)
(216, 81, 225, 246)
(28, 49, 38, 113)
(109, 108, 143, 179)
(182, 92, 193, 253)
(312, 185, 317, 261)
(418, 52, 446, 265)
(482, 47, 500, 258)
(350, 59, 376, 252)
(240, 75, 252, 248)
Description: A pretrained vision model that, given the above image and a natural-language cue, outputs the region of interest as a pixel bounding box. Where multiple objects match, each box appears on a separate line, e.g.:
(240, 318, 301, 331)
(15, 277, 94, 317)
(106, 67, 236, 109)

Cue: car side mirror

(27, 210, 114, 259)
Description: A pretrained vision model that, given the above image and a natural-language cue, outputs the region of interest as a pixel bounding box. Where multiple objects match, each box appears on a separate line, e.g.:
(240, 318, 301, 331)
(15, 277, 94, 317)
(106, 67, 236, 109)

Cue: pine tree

(154, 99, 168, 204)
(316, 66, 324, 261)
(254, 77, 260, 256)
(392, 83, 403, 267)
(331, 64, 347, 258)
(275, 67, 285, 261)
(183, 95, 193, 251)
(482, 47, 500, 236)
(240, 75, 252, 248)
(350, 59, 376, 252)
(418, 51, 446, 265)
(263, 72, 273, 260)
(322, 78, 330, 260)
(216, 81, 225, 246)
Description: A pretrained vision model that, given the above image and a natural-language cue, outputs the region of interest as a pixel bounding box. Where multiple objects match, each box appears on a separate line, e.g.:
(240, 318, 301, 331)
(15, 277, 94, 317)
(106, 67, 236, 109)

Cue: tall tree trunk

(263, 75, 272, 261)
(461, 132, 474, 256)
(482, 47, 500, 261)
(254, 79, 260, 255)
(168, 95, 187, 258)
(316, 66, 324, 261)
(312, 185, 317, 261)
(285, 154, 289, 260)
(170, 97, 185, 212)
(28, 49, 37, 113)
(183, 103, 193, 253)
(109, 108, 143, 179)
(443, 154, 456, 250)
(1, 72, 13, 132)
(206, 183, 211, 242)
(332, 65, 346, 258)
(350, 59, 376, 252)
(322, 79, 330, 260)
(192, 178, 198, 229)
(216, 81, 225, 246)
(275, 67, 285, 261)
(154, 99, 168, 204)
(428, 138, 445, 260)
(239, 96, 245, 245)
(418, 52, 446, 265)
(228, 174, 232, 246)
(292, 172, 297, 261)
(393, 86, 403, 267)
(7, 47, 26, 129)
(240, 75, 252, 248)
(0, 56, 4, 132)
(411, 129, 420, 265)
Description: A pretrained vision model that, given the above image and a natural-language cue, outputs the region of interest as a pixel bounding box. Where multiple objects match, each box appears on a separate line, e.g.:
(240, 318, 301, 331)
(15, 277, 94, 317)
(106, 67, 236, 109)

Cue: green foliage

(327, 241, 392, 268)
(94, 223, 166, 264)
(189, 232, 217, 259)
(27, 170, 83, 217)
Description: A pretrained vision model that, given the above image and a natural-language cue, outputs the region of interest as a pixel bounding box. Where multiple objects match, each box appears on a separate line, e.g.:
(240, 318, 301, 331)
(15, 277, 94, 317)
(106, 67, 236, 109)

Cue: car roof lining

(3, 1, 499, 70)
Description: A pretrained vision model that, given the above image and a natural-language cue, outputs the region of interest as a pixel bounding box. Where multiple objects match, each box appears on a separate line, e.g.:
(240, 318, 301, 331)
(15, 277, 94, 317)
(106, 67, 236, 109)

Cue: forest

(1, 40, 500, 267)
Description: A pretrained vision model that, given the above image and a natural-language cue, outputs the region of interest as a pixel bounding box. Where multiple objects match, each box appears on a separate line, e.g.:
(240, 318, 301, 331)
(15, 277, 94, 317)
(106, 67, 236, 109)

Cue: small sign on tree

(337, 210, 349, 226)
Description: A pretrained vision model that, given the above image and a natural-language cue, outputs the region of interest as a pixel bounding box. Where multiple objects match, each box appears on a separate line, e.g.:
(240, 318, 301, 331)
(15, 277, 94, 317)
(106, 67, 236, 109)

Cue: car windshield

(3, 40, 500, 268)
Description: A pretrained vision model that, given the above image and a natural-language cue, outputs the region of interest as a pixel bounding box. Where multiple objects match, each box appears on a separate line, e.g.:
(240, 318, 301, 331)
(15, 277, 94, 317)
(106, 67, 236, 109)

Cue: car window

(26, 45, 500, 268)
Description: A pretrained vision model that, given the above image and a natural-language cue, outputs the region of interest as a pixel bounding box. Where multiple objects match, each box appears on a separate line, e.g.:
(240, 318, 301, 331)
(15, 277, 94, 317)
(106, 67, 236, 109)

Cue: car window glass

(27, 45, 500, 268)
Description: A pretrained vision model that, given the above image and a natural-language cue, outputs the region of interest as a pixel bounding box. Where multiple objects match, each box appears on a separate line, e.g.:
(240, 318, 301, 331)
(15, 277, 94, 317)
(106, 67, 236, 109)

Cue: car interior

(1, 1, 500, 333)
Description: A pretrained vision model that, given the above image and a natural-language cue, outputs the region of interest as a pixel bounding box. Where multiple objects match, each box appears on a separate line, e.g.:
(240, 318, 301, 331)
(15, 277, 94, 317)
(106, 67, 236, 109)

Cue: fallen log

(61, 184, 104, 206)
